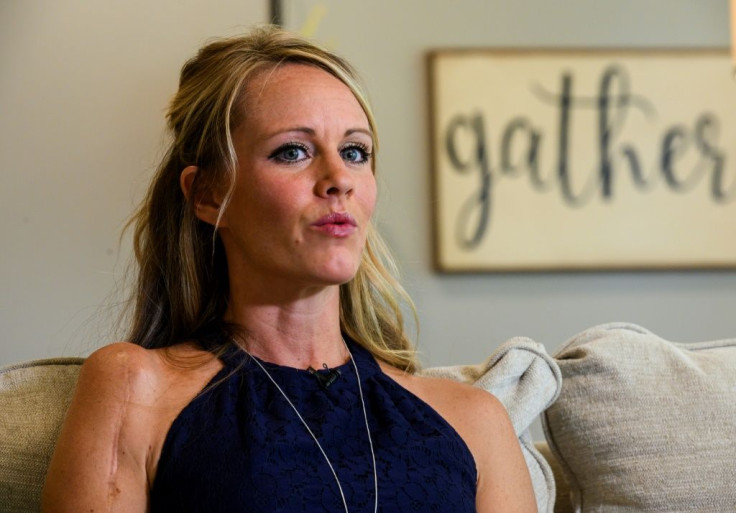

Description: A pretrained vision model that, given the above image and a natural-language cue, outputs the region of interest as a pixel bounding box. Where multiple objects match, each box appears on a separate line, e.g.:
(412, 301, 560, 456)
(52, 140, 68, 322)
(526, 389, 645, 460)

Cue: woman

(42, 26, 536, 512)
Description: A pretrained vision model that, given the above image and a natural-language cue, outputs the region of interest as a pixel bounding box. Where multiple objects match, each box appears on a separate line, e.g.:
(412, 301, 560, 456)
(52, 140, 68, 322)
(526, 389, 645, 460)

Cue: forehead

(240, 63, 370, 129)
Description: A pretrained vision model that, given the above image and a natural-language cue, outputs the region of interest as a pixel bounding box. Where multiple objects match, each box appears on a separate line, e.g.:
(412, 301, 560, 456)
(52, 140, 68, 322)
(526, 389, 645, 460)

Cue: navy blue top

(150, 339, 477, 512)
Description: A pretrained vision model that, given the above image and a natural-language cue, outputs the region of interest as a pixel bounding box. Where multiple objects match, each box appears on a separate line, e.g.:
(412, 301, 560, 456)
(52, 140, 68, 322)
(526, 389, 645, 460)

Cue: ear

(180, 165, 227, 227)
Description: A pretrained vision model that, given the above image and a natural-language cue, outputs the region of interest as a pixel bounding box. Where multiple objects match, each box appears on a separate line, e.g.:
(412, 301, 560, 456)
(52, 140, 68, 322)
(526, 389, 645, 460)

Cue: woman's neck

(224, 284, 348, 370)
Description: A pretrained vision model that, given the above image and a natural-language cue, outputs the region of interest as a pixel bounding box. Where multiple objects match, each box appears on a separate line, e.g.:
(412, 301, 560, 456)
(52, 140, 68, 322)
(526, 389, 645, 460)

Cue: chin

(312, 262, 361, 286)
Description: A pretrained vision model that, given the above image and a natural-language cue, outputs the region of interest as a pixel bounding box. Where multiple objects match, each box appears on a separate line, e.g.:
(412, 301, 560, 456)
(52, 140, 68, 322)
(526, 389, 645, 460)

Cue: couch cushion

(0, 358, 83, 512)
(543, 322, 736, 512)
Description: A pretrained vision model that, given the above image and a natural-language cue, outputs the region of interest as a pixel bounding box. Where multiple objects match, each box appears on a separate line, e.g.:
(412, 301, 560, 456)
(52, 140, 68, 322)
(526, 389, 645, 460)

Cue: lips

(311, 212, 357, 237)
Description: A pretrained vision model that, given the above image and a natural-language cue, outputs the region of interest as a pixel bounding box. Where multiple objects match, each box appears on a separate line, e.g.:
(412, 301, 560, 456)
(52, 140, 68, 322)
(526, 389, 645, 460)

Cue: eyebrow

(265, 126, 373, 141)
(345, 128, 373, 138)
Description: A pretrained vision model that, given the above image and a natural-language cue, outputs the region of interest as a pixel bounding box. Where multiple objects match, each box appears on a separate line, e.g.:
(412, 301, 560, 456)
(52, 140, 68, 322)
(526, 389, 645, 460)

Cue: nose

(314, 154, 354, 199)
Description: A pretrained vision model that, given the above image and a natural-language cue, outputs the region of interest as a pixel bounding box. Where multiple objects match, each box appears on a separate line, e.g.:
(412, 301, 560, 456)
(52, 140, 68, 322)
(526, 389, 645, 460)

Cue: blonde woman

(42, 26, 536, 512)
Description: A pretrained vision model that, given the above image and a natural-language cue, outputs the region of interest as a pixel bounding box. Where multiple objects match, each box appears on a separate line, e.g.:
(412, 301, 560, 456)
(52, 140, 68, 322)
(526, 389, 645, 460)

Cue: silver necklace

(246, 339, 378, 513)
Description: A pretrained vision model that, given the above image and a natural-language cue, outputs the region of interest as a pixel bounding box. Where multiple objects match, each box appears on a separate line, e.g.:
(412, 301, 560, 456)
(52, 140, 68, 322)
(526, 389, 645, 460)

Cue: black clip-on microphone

(307, 364, 341, 390)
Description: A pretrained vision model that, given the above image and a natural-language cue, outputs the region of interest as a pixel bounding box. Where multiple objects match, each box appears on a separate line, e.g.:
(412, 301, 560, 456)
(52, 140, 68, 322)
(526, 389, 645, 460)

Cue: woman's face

(218, 63, 377, 291)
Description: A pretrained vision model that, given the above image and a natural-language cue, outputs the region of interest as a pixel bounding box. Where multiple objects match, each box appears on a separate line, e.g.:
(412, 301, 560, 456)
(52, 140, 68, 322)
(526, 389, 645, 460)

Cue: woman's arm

(42, 343, 156, 512)
(466, 389, 537, 512)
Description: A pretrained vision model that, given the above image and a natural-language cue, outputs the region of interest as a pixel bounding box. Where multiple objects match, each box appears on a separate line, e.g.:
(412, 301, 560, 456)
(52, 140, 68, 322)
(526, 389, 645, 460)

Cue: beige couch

(2, 323, 735, 512)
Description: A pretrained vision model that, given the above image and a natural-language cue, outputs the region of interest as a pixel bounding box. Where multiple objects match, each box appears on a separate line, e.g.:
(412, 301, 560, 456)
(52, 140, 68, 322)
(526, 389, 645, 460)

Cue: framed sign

(428, 49, 736, 272)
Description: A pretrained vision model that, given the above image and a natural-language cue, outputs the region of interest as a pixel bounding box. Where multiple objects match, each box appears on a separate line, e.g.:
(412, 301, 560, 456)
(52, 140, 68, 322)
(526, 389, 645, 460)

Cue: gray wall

(1, 1, 268, 364)
(2, 0, 734, 368)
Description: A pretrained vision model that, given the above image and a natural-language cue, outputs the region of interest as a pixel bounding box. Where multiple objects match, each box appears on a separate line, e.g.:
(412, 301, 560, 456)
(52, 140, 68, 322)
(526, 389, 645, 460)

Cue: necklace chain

(246, 339, 378, 513)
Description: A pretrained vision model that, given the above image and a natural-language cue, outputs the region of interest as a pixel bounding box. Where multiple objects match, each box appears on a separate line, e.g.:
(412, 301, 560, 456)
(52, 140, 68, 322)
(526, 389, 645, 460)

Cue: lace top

(150, 339, 477, 512)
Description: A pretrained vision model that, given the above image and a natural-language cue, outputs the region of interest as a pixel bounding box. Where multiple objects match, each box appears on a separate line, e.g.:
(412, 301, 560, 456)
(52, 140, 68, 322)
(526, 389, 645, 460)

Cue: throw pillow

(543, 322, 736, 512)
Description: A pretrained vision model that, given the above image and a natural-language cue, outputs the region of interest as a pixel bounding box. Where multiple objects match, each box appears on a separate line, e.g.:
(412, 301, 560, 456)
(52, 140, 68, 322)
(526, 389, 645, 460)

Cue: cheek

(361, 176, 378, 217)
(235, 177, 296, 223)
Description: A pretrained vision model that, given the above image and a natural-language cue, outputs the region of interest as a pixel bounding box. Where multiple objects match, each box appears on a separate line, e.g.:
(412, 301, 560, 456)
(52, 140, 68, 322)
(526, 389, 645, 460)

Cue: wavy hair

(126, 25, 419, 371)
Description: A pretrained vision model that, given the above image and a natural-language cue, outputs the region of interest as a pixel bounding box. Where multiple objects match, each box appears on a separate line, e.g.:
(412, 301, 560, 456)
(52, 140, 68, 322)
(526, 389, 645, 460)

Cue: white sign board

(429, 50, 736, 271)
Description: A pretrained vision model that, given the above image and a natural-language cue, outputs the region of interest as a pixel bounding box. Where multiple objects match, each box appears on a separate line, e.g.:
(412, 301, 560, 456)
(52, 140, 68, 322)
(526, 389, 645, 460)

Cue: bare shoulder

(379, 363, 508, 434)
(42, 341, 223, 511)
(80, 341, 221, 401)
(73, 341, 224, 453)
(79, 342, 161, 400)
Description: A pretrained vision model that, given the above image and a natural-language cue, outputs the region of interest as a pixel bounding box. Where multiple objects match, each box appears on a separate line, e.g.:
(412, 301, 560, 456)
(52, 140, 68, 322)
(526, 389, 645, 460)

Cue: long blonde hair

(127, 25, 419, 371)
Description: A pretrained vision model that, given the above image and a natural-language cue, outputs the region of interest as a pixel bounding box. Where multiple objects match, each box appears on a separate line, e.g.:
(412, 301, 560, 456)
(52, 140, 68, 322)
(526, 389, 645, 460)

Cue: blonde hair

(127, 25, 419, 372)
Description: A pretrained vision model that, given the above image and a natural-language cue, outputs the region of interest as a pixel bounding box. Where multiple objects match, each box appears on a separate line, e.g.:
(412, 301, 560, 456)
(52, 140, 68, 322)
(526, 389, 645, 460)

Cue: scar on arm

(105, 362, 133, 509)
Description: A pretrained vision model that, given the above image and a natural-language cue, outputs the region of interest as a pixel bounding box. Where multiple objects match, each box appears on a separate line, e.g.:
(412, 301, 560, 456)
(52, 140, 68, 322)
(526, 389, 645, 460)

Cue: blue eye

(270, 143, 309, 163)
(340, 144, 371, 164)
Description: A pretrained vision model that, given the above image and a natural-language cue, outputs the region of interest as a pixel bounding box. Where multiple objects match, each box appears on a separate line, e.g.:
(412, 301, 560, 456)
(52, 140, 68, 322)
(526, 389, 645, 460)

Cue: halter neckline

(219, 336, 381, 384)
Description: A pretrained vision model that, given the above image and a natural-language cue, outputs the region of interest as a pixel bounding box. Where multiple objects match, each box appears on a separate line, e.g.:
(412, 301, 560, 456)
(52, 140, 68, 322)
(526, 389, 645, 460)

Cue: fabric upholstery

(535, 441, 572, 513)
(422, 336, 562, 513)
(543, 322, 736, 512)
(0, 358, 84, 512)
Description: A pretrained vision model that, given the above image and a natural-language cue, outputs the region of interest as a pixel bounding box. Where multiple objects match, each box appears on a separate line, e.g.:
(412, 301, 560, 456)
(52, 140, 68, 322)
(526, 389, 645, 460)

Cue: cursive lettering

(443, 64, 733, 250)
